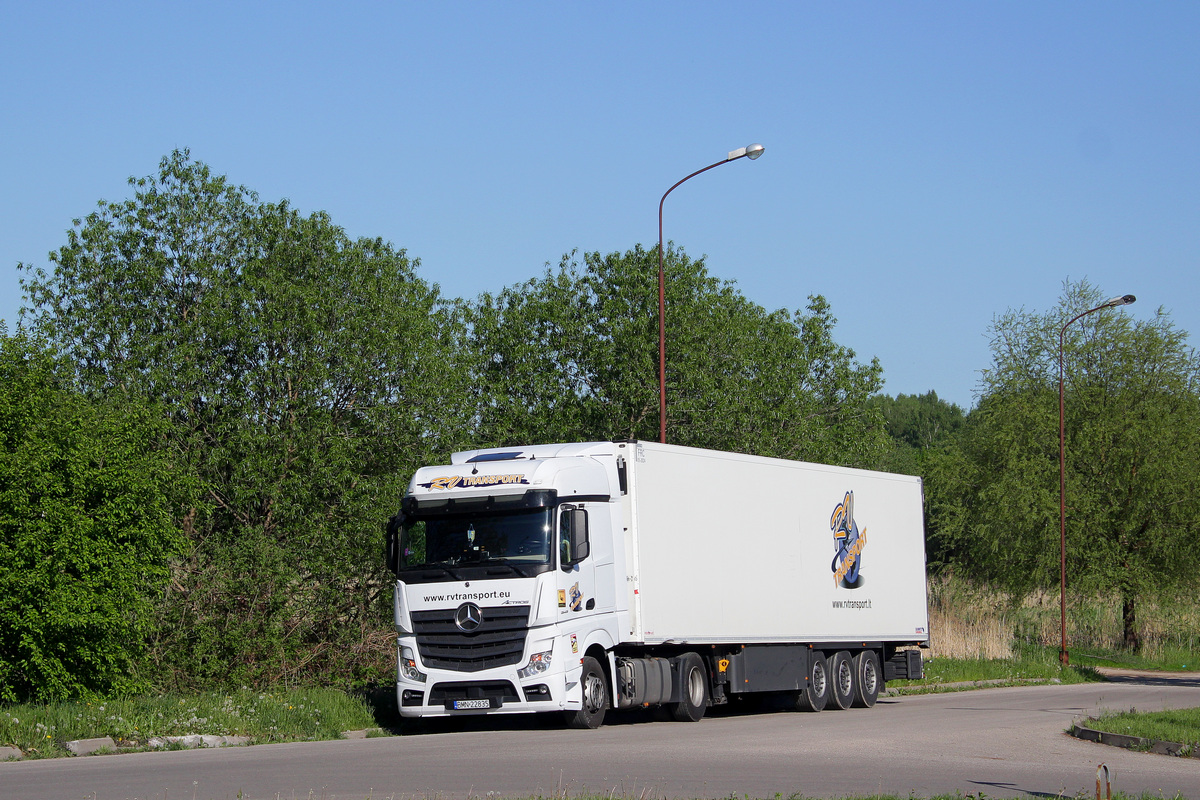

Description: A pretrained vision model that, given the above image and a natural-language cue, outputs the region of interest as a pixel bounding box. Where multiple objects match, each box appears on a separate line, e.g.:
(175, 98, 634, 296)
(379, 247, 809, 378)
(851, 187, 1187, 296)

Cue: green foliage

(0, 329, 183, 701)
(19, 150, 470, 690)
(871, 390, 965, 451)
(931, 280, 1200, 649)
(889, 654, 1100, 690)
(868, 392, 966, 567)
(10, 151, 898, 695)
(467, 245, 888, 466)
(0, 687, 376, 756)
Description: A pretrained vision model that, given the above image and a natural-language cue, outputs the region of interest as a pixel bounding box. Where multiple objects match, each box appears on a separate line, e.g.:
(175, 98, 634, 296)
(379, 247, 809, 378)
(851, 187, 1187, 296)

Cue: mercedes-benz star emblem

(454, 602, 483, 632)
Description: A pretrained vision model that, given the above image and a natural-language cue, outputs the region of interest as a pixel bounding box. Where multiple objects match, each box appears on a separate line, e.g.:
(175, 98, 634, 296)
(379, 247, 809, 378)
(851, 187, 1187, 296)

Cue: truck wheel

(669, 653, 708, 722)
(828, 651, 855, 710)
(565, 656, 609, 729)
(852, 650, 881, 708)
(795, 652, 828, 712)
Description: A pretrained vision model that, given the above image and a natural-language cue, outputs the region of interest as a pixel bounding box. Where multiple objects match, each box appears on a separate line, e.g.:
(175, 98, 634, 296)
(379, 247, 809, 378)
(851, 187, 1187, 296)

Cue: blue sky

(2, 2, 1197, 410)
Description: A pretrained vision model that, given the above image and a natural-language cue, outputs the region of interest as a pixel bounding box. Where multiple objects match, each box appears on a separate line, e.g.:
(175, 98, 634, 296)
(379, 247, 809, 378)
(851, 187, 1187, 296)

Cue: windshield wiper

(482, 558, 536, 577)
(407, 562, 464, 580)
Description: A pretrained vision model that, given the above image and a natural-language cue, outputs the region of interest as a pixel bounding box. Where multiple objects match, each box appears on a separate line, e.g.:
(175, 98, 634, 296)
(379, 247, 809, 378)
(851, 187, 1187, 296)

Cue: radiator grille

(412, 605, 529, 672)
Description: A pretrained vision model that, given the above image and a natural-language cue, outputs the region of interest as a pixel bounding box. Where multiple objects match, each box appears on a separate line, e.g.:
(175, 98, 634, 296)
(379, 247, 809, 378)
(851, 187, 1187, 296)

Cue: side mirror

(386, 514, 402, 576)
(559, 506, 590, 569)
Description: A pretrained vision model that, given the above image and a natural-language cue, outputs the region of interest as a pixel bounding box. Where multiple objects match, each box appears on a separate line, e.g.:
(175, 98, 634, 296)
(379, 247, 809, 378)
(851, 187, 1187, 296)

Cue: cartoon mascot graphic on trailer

(830, 491, 866, 589)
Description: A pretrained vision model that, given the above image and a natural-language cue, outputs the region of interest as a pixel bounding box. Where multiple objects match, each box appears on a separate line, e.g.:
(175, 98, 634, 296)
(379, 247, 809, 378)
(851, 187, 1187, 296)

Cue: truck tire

(565, 656, 609, 729)
(669, 653, 709, 722)
(795, 651, 829, 712)
(828, 650, 855, 710)
(852, 650, 881, 708)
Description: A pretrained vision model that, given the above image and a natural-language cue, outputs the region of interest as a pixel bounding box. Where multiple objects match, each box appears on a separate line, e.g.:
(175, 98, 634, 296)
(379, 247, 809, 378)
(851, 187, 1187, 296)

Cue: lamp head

(1105, 294, 1137, 307)
(727, 143, 766, 161)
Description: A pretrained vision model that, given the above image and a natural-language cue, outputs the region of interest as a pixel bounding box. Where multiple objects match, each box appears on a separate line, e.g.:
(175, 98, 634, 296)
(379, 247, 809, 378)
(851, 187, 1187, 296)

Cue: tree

(869, 391, 968, 568)
(19, 151, 470, 688)
(871, 391, 965, 451)
(0, 328, 183, 701)
(466, 246, 889, 466)
(932, 280, 1200, 649)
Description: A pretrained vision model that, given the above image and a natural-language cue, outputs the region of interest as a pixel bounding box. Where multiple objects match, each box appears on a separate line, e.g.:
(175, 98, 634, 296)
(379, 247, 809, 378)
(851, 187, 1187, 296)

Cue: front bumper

(397, 666, 580, 717)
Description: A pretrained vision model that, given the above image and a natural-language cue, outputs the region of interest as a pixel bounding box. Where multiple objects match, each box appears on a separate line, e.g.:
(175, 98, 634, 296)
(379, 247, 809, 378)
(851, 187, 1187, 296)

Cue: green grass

(1070, 645, 1198, 672)
(887, 649, 1104, 692)
(1085, 706, 1200, 749)
(0, 687, 377, 758)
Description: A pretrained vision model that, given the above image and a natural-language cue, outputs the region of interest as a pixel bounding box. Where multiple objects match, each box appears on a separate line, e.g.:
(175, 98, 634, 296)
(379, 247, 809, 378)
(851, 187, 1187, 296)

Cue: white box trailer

(386, 440, 929, 728)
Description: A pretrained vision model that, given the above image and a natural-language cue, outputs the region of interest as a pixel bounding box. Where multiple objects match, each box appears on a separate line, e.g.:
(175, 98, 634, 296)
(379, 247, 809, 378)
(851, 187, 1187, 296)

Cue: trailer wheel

(828, 651, 855, 710)
(669, 653, 708, 722)
(852, 650, 880, 708)
(565, 656, 609, 729)
(795, 651, 829, 712)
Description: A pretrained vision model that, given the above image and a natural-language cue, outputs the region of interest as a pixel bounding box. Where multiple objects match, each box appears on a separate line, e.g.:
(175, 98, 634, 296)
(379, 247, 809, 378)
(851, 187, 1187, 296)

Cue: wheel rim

(686, 667, 705, 707)
(583, 672, 605, 713)
(863, 659, 877, 696)
(838, 660, 852, 696)
(812, 662, 826, 697)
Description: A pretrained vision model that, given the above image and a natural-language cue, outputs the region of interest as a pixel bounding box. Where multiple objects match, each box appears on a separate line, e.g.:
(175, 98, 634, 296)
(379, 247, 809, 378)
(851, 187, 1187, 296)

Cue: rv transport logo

(830, 491, 866, 589)
(418, 474, 529, 490)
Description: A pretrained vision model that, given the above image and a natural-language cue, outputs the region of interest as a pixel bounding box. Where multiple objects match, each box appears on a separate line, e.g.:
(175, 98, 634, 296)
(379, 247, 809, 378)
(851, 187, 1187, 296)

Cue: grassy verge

(887, 647, 1104, 694)
(0, 687, 377, 759)
(1084, 706, 1200, 750)
(1070, 645, 1198, 672)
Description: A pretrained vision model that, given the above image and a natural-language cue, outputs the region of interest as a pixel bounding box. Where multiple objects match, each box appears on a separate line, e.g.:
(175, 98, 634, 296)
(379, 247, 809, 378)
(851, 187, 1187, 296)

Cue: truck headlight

(399, 646, 426, 683)
(518, 649, 553, 679)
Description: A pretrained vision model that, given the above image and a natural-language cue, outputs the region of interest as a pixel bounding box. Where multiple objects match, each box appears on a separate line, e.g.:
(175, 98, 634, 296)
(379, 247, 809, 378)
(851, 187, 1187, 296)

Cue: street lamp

(1057, 293, 1136, 666)
(657, 143, 765, 444)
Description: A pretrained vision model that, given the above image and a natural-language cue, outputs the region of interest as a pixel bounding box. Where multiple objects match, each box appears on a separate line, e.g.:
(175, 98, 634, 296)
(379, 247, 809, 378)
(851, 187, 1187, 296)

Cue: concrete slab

(62, 737, 116, 756)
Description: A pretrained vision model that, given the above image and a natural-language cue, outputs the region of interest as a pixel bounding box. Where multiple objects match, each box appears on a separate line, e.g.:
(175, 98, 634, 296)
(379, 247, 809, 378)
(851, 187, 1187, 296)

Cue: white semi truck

(386, 440, 929, 728)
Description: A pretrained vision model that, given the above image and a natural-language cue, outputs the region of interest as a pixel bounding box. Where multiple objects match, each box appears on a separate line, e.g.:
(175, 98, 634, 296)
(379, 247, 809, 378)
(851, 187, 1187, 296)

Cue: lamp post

(657, 143, 765, 444)
(1057, 293, 1136, 666)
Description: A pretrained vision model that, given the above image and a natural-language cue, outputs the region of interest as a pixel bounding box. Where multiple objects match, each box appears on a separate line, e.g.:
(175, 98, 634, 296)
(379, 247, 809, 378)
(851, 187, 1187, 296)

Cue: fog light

(523, 684, 551, 700)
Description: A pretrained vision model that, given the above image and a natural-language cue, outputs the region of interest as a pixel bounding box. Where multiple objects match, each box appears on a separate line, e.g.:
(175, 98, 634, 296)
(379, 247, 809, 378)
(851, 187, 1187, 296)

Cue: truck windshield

(399, 506, 554, 579)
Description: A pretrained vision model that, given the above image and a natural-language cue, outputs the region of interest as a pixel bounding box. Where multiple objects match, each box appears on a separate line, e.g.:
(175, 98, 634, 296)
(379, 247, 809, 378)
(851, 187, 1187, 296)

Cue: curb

(63, 737, 117, 756)
(1070, 722, 1199, 758)
(0, 729, 389, 760)
(340, 728, 386, 739)
(884, 677, 1059, 695)
(146, 734, 251, 749)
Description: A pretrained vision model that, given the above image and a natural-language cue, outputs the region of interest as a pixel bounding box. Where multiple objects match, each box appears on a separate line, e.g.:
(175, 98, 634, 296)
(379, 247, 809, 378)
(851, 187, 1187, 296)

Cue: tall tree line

(4, 151, 888, 700)
(875, 283, 1200, 651)
(7, 152, 1197, 702)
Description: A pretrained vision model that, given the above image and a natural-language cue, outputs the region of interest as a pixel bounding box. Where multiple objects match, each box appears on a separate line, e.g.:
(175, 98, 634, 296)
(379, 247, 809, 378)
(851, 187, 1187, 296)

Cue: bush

(0, 329, 184, 701)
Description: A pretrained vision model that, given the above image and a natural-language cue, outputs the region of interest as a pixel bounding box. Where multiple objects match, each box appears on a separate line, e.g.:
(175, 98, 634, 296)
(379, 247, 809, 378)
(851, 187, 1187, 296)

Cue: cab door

(557, 504, 596, 619)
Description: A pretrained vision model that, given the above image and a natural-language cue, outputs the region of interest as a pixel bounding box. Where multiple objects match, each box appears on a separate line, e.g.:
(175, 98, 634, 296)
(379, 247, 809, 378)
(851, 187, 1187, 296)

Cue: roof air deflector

(465, 451, 525, 463)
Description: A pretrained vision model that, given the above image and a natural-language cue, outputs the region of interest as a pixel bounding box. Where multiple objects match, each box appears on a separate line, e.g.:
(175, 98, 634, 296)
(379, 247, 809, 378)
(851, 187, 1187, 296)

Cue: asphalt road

(4, 675, 1200, 800)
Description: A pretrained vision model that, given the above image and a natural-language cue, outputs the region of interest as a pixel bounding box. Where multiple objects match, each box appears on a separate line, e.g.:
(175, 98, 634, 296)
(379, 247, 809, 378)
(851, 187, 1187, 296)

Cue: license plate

(451, 699, 492, 710)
